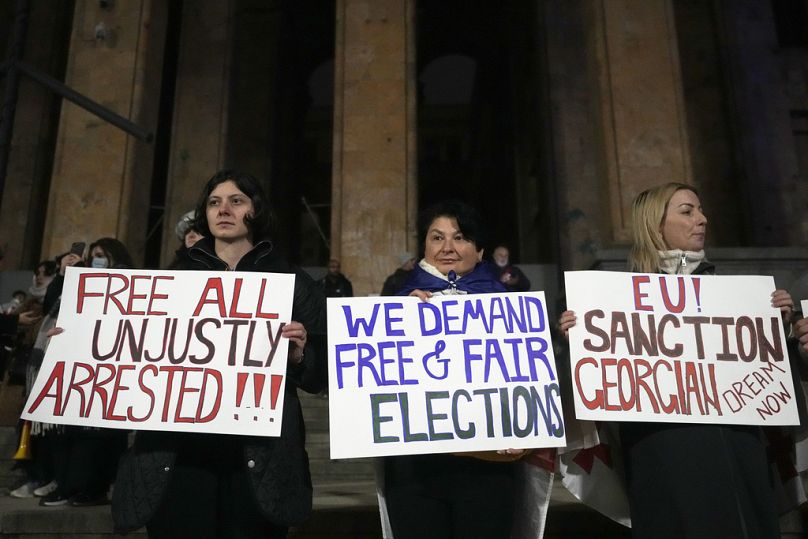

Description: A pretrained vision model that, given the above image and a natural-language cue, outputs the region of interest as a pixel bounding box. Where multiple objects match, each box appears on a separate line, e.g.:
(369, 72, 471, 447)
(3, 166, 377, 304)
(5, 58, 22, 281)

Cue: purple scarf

(397, 261, 506, 296)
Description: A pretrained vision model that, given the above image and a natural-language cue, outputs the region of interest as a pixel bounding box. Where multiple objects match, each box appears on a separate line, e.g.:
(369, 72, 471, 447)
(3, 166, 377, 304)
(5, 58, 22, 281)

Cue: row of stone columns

(17, 0, 696, 295)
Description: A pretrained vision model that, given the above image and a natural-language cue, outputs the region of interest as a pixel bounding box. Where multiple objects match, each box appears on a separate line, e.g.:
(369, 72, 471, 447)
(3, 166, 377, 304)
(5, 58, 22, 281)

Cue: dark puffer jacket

(112, 237, 326, 532)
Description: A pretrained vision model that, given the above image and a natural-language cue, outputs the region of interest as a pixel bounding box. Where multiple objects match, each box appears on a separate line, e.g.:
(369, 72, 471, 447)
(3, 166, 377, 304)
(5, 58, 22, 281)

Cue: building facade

(1, 0, 807, 297)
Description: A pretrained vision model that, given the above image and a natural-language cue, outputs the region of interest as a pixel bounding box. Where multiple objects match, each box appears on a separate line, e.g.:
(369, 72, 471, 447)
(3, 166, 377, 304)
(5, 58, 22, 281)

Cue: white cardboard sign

(23, 267, 295, 436)
(564, 271, 799, 426)
(327, 292, 566, 459)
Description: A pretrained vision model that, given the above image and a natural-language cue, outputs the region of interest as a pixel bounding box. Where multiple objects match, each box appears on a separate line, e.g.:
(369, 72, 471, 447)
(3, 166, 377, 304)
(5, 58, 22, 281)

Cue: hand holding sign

(23, 267, 296, 436)
(795, 300, 808, 356)
(564, 271, 799, 426)
(771, 289, 794, 324)
(557, 310, 576, 340)
(282, 321, 307, 363)
(328, 292, 566, 459)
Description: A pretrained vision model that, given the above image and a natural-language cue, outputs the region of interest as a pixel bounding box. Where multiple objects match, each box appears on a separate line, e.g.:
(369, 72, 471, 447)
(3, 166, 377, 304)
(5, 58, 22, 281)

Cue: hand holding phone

(70, 242, 86, 256)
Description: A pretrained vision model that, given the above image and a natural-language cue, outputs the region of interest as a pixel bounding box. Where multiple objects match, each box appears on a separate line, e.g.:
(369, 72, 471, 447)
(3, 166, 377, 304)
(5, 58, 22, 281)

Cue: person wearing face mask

(491, 245, 530, 292)
(43, 238, 133, 314)
(87, 237, 134, 270)
(558, 183, 787, 538)
(37, 238, 134, 508)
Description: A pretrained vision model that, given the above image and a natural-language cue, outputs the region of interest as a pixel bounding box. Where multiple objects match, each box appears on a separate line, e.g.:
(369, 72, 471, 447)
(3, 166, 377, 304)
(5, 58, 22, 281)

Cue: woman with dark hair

(380, 200, 541, 539)
(112, 169, 326, 538)
(87, 237, 135, 269)
(37, 240, 134, 507)
(558, 182, 786, 538)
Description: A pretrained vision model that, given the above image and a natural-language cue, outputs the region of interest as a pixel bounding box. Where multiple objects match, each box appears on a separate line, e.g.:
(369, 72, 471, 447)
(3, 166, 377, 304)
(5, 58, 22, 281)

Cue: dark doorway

(416, 0, 550, 263)
(267, 0, 336, 266)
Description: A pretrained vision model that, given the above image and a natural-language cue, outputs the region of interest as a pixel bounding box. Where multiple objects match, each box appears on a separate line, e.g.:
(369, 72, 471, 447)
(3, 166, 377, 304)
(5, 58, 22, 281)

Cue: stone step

(309, 458, 374, 480)
(0, 496, 146, 538)
(0, 426, 27, 493)
(290, 507, 381, 539)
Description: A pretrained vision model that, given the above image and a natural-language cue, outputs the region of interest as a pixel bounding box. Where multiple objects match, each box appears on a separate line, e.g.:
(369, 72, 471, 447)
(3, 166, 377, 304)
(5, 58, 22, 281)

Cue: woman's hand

(46, 327, 64, 338)
(771, 289, 794, 325)
(18, 311, 42, 326)
(795, 318, 808, 355)
(282, 321, 307, 364)
(60, 253, 82, 275)
(409, 289, 433, 302)
(496, 448, 527, 457)
(557, 310, 576, 340)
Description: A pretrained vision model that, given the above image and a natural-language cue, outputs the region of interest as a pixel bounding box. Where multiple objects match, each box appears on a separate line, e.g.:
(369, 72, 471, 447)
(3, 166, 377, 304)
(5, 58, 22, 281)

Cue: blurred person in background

(380, 252, 416, 296)
(318, 258, 353, 297)
(491, 245, 530, 292)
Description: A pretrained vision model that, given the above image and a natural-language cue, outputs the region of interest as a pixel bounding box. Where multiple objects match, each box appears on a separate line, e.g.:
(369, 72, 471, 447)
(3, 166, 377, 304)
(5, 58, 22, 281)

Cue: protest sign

(22, 267, 295, 436)
(327, 292, 566, 459)
(565, 271, 799, 426)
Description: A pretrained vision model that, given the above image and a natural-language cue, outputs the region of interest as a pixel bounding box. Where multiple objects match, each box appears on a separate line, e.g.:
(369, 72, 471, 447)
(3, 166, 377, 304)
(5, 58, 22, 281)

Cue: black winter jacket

(112, 237, 327, 532)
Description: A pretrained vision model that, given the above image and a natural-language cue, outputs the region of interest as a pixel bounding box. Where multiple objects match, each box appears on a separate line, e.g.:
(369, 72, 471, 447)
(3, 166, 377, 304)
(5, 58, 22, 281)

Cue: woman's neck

(215, 238, 253, 270)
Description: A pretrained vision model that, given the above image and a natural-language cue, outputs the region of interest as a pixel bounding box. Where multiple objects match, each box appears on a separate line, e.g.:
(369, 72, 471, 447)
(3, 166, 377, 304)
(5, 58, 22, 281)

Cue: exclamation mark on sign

(235, 372, 249, 420)
(692, 278, 702, 312)
(270, 375, 283, 410)
(252, 373, 266, 421)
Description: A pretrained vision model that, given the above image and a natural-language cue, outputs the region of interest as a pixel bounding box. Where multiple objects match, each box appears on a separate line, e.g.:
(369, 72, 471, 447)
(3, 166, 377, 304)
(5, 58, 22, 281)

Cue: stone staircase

(0, 391, 803, 538)
(292, 392, 381, 538)
(0, 391, 381, 539)
(299, 392, 375, 484)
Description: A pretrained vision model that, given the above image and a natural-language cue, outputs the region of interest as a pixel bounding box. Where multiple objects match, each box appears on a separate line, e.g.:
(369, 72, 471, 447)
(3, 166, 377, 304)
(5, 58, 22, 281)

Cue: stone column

(331, 0, 417, 296)
(160, 0, 233, 264)
(593, 0, 692, 243)
(0, 1, 72, 269)
(40, 0, 166, 262)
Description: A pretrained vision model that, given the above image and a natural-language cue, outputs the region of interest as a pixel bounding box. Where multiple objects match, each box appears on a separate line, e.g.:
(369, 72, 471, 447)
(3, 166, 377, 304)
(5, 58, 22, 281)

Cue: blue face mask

(91, 257, 109, 269)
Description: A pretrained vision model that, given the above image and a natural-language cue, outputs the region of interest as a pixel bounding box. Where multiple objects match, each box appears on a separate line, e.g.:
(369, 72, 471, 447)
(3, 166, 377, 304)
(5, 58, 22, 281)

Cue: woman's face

(424, 216, 482, 277)
(34, 265, 51, 288)
(90, 245, 110, 268)
(206, 180, 254, 243)
(661, 189, 707, 251)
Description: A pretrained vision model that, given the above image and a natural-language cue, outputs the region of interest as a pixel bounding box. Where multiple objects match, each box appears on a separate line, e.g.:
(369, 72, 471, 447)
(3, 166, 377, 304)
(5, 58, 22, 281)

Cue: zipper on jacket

(678, 252, 687, 274)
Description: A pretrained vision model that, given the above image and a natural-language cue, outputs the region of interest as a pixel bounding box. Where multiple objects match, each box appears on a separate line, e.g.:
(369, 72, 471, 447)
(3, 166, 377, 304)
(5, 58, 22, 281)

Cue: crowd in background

(0, 198, 531, 515)
(0, 173, 803, 539)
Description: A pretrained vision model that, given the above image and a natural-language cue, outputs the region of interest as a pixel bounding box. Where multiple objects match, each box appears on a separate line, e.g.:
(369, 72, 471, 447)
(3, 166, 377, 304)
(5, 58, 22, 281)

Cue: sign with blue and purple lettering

(327, 292, 566, 459)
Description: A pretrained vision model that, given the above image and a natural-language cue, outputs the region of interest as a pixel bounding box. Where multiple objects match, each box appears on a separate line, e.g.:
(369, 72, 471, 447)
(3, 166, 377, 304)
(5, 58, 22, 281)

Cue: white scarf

(658, 249, 706, 275)
(28, 274, 54, 299)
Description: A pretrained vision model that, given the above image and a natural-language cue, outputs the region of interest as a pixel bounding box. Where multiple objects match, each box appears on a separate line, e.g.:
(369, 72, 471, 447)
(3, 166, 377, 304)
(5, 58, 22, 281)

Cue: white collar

(658, 249, 706, 275)
(419, 259, 448, 280)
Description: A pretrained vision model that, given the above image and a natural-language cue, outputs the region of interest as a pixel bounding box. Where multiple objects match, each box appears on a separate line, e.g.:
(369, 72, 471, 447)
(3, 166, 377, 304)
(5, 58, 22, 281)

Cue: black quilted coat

(111, 238, 327, 532)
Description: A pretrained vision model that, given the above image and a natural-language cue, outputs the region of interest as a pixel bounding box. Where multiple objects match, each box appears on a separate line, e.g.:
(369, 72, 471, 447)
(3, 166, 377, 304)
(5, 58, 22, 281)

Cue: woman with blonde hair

(559, 182, 789, 538)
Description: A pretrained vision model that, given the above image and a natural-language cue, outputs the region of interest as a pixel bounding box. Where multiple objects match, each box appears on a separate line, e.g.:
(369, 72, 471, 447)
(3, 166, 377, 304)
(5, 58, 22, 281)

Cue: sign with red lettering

(328, 293, 566, 459)
(565, 271, 799, 425)
(22, 267, 295, 436)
